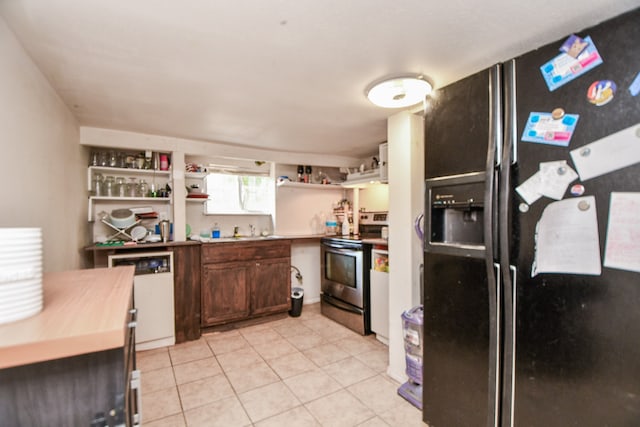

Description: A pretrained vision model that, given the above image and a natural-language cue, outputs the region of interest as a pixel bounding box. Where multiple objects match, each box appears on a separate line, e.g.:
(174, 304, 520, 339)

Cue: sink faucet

(249, 224, 256, 237)
(233, 225, 240, 237)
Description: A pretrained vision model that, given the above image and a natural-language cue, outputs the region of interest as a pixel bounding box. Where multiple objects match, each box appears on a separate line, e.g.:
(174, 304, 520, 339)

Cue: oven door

(320, 241, 363, 308)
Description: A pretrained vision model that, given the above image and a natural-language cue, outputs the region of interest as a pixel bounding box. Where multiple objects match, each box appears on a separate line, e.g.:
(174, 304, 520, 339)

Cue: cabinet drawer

(202, 241, 291, 263)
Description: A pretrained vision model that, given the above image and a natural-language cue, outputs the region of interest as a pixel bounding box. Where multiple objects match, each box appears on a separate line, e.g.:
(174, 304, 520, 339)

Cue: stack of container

(398, 305, 424, 409)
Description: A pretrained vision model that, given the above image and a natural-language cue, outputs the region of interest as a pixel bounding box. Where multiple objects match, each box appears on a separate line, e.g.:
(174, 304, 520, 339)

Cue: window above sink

(185, 156, 274, 216)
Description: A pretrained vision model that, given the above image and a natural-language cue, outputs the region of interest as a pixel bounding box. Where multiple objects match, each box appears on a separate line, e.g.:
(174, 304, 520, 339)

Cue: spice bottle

(304, 165, 312, 183)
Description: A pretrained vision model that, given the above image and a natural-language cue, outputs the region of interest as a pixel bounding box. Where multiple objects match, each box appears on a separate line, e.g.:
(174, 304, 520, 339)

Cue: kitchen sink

(216, 235, 283, 242)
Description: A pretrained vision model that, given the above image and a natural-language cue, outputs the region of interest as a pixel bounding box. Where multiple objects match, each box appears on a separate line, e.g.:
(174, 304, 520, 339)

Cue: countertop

(362, 238, 389, 246)
(85, 240, 200, 251)
(0, 267, 134, 369)
(85, 235, 325, 251)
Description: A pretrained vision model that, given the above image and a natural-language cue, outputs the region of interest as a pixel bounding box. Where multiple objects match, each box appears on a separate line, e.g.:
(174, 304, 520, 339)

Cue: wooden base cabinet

(202, 262, 250, 324)
(251, 257, 291, 316)
(201, 241, 291, 327)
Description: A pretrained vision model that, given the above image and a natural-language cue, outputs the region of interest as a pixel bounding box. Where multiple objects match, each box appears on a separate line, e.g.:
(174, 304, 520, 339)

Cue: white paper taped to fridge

(539, 161, 578, 200)
(604, 192, 640, 273)
(532, 196, 601, 277)
(570, 123, 640, 181)
(516, 160, 577, 204)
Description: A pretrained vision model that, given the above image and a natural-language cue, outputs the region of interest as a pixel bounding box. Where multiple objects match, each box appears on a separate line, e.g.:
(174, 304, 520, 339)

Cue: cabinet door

(201, 262, 250, 326)
(172, 245, 201, 343)
(250, 257, 291, 316)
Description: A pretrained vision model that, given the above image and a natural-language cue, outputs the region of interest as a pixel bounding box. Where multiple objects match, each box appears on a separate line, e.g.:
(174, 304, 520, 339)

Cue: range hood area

(343, 143, 388, 187)
(342, 169, 386, 187)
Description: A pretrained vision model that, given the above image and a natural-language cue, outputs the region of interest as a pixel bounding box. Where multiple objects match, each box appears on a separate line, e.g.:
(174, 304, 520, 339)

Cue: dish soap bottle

(212, 223, 221, 238)
(341, 218, 350, 236)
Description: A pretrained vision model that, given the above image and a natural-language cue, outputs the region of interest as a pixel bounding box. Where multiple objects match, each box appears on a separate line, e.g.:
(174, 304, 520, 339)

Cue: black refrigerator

(422, 8, 640, 427)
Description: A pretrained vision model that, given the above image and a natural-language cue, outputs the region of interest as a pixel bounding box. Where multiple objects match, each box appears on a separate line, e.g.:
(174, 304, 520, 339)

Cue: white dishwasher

(108, 251, 175, 351)
(370, 248, 389, 345)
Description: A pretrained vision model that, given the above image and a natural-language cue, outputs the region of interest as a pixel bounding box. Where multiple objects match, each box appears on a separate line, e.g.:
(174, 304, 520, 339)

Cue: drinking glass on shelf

(116, 152, 127, 168)
(108, 151, 117, 168)
(104, 176, 115, 197)
(98, 151, 108, 167)
(135, 154, 145, 169)
(139, 179, 149, 197)
(92, 173, 104, 196)
(115, 177, 126, 197)
(127, 177, 139, 197)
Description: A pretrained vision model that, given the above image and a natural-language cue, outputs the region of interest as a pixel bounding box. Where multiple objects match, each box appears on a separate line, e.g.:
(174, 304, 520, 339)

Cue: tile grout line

(138, 304, 407, 426)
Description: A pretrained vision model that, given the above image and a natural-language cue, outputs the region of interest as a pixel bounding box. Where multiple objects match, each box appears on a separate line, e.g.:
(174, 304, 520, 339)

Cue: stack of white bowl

(0, 228, 43, 325)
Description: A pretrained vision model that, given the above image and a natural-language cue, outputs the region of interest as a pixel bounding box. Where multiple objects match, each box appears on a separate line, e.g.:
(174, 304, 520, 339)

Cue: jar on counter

(325, 220, 338, 235)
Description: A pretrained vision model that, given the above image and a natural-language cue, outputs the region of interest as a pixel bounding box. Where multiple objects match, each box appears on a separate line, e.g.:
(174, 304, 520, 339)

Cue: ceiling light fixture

(365, 74, 433, 108)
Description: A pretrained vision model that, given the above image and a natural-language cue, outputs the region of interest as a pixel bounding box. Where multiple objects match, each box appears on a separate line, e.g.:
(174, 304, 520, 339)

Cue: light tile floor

(137, 303, 425, 426)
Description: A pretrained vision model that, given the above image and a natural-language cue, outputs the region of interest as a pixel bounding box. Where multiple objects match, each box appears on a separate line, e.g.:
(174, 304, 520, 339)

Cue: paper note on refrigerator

(538, 161, 578, 200)
(516, 161, 578, 205)
(516, 171, 543, 205)
(570, 123, 640, 181)
(532, 196, 601, 277)
(540, 35, 603, 91)
(604, 192, 640, 273)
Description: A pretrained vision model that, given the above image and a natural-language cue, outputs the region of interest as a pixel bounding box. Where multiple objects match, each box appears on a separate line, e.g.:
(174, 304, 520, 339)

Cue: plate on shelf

(130, 225, 148, 241)
(187, 194, 209, 199)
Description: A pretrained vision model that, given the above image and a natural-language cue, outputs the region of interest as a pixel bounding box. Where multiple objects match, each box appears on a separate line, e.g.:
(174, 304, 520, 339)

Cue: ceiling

(1, 0, 639, 159)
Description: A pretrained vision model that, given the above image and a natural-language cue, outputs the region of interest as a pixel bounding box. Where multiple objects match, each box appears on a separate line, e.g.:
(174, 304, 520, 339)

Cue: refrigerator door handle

(485, 64, 502, 427)
(490, 64, 503, 167)
(501, 265, 517, 427)
(500, 59, 516, 427)
(504, 59, 517, 165)
(488, 262, 501, 427)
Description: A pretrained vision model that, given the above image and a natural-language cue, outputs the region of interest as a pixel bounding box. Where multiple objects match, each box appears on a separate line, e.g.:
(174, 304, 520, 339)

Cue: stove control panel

(359, 211, 388, 225)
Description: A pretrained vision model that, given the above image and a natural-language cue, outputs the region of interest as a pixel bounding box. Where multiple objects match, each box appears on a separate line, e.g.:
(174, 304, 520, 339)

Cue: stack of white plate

(0, 228, 43, 325)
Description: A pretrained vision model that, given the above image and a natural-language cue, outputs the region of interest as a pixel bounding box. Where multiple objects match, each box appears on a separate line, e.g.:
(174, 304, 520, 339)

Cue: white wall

(290, 242, 321, 305)
(386, 111, 425, 382)
(359, 185, 389, 212)
(0, 18, 86, 272)
(275, 186, 346, 235)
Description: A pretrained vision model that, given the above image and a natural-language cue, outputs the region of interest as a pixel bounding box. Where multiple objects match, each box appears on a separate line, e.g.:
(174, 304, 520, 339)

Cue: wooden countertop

(0, 267, 134, 369)
(85, 240, 200, 251)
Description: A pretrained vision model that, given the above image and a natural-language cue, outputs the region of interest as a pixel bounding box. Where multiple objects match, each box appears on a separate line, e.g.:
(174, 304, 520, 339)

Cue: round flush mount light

(365, 74, 433, 108)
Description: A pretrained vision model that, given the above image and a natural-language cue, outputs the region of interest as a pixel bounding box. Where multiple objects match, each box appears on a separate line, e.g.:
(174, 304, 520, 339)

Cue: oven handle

(323, 294, 363, 315)
(322, 243, 362, 251)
